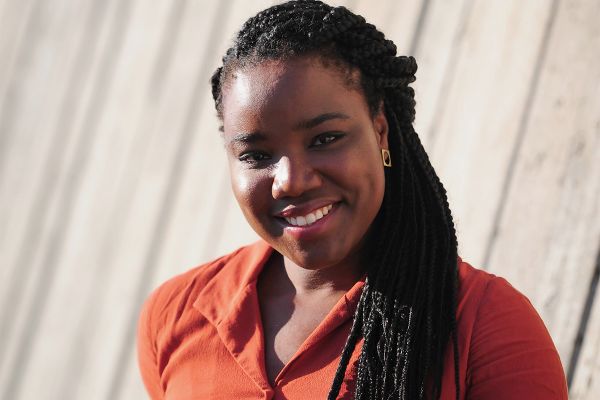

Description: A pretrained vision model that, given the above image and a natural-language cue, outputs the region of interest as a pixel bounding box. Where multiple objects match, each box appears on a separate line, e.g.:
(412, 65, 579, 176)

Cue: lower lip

(278, 203, 339, 240)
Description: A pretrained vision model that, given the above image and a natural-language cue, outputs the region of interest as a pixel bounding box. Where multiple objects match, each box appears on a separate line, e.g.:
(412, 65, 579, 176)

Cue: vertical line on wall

(0, 0, 38, 177)
(566, 245, 600, 388)
(0, 0, 38, 106)
(421, 0, 475, 146)
(0, 0, 133, 398)
(104, 0, 233, 398)
(408, 0, 430, 56)
(56, 1, 189, 399)
(481, 0, 560, 269)
(0, 0, 109, 379)
(200, 171, 235, 258)
(147, 0, 187, 100)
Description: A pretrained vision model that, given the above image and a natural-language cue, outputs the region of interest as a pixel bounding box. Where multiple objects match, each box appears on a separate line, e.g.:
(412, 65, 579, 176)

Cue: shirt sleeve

(136, 289, 165, 400)
(466, 276, 568, 399)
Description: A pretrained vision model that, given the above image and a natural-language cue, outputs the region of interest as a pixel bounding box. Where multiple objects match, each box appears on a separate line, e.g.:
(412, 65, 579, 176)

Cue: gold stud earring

(381, 149, 392, 167)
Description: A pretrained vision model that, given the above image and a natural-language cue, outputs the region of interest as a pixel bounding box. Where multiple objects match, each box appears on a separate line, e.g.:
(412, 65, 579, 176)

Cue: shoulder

(455, 258, 531, 320)
(455, 257, 568, 399)
(135, 242, 268, 398)
(455, 257, 554, 352)
(455, 257, 547, 337)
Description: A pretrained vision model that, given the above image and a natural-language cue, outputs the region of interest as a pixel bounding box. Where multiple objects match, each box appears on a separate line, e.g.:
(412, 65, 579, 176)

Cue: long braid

(211, 2, 460, 399)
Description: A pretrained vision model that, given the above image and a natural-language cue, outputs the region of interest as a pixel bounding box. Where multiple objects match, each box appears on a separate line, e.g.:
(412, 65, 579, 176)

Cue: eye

(311, 132, 344, 147)
(238, 151, 271, 164)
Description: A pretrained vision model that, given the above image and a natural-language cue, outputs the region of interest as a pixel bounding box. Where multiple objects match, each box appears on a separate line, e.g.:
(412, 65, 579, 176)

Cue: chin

(279, 241, 352, 270)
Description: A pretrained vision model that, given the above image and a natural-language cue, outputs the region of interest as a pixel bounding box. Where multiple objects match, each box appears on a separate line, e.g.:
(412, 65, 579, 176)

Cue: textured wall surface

(0, 0, 598, 398)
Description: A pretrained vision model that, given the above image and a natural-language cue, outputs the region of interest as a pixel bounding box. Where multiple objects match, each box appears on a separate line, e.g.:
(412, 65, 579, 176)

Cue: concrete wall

(0, 0, 598, 398)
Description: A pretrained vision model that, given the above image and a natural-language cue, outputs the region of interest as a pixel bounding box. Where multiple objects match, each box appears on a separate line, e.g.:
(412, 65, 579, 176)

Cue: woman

(137, 1, 568, 398)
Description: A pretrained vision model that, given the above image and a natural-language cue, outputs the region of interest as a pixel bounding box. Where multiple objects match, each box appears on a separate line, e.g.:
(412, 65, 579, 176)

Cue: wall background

(0, 0, 598, 398)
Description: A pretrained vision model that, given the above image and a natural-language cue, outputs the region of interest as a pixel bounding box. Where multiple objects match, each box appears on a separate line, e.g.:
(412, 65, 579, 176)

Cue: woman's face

(221, 56, 388, 271)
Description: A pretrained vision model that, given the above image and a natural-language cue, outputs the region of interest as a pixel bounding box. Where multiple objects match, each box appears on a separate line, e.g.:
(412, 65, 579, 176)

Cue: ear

(372, 100, 389, 149)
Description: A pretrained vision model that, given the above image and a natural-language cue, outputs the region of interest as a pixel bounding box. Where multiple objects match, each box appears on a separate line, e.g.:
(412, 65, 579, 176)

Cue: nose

(272, 155, 322, 199)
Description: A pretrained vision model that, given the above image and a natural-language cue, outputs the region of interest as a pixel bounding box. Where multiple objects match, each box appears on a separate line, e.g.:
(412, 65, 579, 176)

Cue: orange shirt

(137, 240, 568, 399)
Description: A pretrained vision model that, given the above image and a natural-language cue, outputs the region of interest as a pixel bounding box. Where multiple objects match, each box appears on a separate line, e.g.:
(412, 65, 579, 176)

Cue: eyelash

(311, 132, 344, 147)
(238, 152, 270, 164)
(237, 132, 345, 165)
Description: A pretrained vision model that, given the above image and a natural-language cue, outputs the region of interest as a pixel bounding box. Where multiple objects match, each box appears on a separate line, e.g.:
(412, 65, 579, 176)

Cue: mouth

(282, 203, 333, 227)
(275, 202, 339, 239)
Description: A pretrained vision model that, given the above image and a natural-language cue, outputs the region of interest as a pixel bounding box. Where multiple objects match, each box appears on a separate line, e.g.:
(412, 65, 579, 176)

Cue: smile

(283, 204, 333, 227)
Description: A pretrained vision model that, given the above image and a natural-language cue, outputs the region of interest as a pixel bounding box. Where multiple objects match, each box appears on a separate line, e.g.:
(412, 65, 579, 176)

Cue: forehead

(220, 57, 367, 133)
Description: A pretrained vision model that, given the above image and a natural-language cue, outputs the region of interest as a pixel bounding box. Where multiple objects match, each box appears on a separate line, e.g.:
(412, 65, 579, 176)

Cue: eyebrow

(228, 132, 267, 145)
(295, 112, 350, 130)
(226, 112, 350, 145)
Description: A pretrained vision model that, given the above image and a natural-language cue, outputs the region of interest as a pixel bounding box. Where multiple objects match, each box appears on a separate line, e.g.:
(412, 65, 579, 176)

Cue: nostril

(271, 156, 322, 199)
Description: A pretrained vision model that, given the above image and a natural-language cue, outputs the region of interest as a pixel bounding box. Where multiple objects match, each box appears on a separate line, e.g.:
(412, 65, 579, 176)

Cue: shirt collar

(191, 240, 366, 391)
(193, 239, 273, 327)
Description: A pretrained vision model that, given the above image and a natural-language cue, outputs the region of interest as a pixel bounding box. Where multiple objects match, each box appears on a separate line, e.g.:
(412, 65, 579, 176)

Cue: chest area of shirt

(161, 316, 359, 399)
(260, 297, 341, 384)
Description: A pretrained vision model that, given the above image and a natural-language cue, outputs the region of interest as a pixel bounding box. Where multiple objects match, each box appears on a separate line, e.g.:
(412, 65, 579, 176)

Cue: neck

(263, 251, 364, 298)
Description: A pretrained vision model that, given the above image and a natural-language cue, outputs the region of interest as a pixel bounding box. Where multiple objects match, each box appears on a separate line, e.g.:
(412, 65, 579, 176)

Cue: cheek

(229, 168, 269, 215)
(365, 164, 386, 208)
(349, 146, 386, 213)
(345, 140, 385, 190)
(231, 171, 254, 208)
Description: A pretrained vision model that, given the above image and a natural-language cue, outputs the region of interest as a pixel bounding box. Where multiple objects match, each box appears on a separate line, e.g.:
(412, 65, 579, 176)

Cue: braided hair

(211, 1, 460, 399)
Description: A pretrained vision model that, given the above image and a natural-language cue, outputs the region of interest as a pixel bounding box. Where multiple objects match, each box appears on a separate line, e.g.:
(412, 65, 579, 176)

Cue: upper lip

(275, 200, 338, 218)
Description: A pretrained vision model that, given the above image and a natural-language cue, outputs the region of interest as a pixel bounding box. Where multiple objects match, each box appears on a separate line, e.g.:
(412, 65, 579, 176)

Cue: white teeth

(283, 203, 335, 227)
